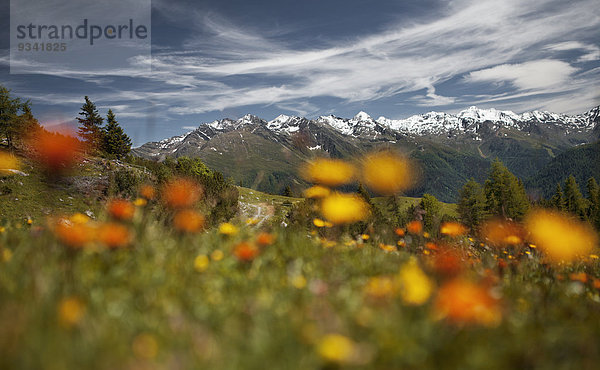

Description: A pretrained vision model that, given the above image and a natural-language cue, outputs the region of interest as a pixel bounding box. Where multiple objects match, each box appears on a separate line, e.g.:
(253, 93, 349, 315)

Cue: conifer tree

(103, 109, 131, 159)
(283, 185, 293, 197)
(586, 177, 600, 230)
(0, 85, 33, 149)
(77, 96, 104, 150)
(563, 175, 586, 219)
(458, 178, 487, 230)
(356, 183, 371, 203)
(550, 183, 565, 210)
(484, 159, 529, 220)
(420, 193, 441, 232)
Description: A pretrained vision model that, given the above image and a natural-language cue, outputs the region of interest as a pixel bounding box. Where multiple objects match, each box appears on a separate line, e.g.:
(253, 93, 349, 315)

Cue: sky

(0, 0, 599, 146)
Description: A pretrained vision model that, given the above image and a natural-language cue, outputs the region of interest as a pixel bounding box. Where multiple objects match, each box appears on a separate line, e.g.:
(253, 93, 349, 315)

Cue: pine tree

(484, 159, 529, 220)
(550, 183, 565, 211)
(103, 109, 131, 159)
(586, 177, 600, 230)
(458, 178, 486, 230)
(419, 193, 441, 233)
(77, 96, 104, 151)
(283, 185, 293, 197)
(563, 175, 586, 219)
(0, 85, 33, 149)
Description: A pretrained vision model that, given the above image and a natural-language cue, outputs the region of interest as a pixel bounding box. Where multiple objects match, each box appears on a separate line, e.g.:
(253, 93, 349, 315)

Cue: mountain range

(133, 106, 600, 202)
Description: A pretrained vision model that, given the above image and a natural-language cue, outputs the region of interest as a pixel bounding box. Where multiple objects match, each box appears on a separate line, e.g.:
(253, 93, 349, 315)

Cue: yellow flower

(361, 151, 415, 195)
(246, 218, 259, 225)
(133, 198, 147, 207)
(313, 218, 326, 227)
(291, 275, 307, 289)
(0, 226, 5, 233)
(440, 222, 468, 237)
(58, 297, 85, 328)
(317, 334, 355, 363)
(364, 276, 395, 298)
(26, 218, 33, 225)
(194, 254, 210, 272)
(525, 209, 598, 263)
(361, 234, 370, 240)
(0, 151, 20, 175)
(301, 158, 355, 187)
(378, 243, 396, 252)
(211, 249, 224, 261)
(303, 185, 331, 199)
(69, 213, 90, 224)
(320, 193, 369, 225)
(218, 222, 238, 235)
(396, 260, 434, 305)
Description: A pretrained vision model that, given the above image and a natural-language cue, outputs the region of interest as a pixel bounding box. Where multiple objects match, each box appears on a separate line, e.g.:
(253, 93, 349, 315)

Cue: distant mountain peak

(353, 111, 372, 121)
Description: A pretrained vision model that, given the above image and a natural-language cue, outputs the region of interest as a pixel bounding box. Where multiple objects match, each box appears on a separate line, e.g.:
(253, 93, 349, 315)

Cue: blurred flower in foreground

(480, 218, 525, 247)
(107, 199, 135, 221)
(58, 297, 85, 328)
(396, 259, 434, 305)
(317, 334, 356, 364)
(361, 151, 415, 195)
(0, 151, 20, 175)
(133, 198, 147, 207)
(525, 209, 598, 263)
(97, 222, 132, 248)
(364, 276, 395, 299)
(28, 129, 83, 175)
(211, 249, 224, 261)
(139, 184, 156, 200)
(161, 178, 202, 209)
(301, 158, 355, 187)
(407, 220, 423, 235)
(218, 222, 238, 236)
(434, 279, 501, 326)
(440, 222, 468, 237)
(54, 219, 94, 248)
(320, 193, 369, 224)
(194, 254, 210, 272)
(233, 242, 259, 261)
(256, 232, 275, 246)
(173, 209, 205, 233)
(303, 185, 331, 199)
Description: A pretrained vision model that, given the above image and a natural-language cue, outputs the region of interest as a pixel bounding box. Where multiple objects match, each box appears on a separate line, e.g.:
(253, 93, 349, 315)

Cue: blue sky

(1, 0, 599, 145)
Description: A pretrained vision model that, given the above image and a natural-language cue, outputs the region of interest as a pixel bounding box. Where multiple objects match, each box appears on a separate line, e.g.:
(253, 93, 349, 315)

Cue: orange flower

(433, 251, 463, 277)
(58, 297, 86, 328)
(480, 218, 525, 247)
(300, 158, 355, 187)
(440, 222, 468, 237)
(54, 219, 94, 248)
(27, 128, 83, 174)
(361, 151, 415, 195)
(406, 220, 422, 235)
(569, 272, 588, 283)
(139, 184, 156, 200)
(233, 242, 259, 261)
(107, 199, 135, 221)
(161, 178, 202, 209)
(256, 232, 275, 246)
(97, 222, 132, 248)
(434, 279, 501, 326)
(379, 243, 396, 252)
(593, 279, 600, 290)
(394, 227, 405, 237)
(173, 209, 205, 233)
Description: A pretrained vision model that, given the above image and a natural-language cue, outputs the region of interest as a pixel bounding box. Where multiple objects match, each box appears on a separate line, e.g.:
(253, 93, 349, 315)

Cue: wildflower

(28, 128, 83, 174)
(173, 209, 205, 233)
(58, 297, 85, 328)
(256, 232, 275, 246)
(218, 222, 238, 235)
(397, 240, 406, 248)
(161, 178, 202, 209)
(364, 276, 395, 299)
(394, 227, 405, 237)
(320, 193, 369, 225)
(301, 158, 355, 187)
(194, 254, 210, 272)
(407, 220, 423, 234)
(233, 242, 259, 261)
(139, 184, 156, 200)
(361, 234, 370, 241)
(593, 279, 600, 290)
(569, 272, 587, 283)
(361, 151, 414, 195)
(303, 185, 331, 199)
(211, 249, 224, 261)
(107, 199, 135, 221)
(132, 333, 158, 360)
(246, 218, 259, 225)
(433, 251, 463, 277)
(480, 218, 525, 247)
(425, 242, 438, 251)
(396, 260, 434, 305)
(97, 222, 132, 248)
(440, 222, 468, 237)
(69, 213, 90, 224)
(26, 217, 33, 225)
(313, 218, 326, 227)
(54, 219, 94, 248)
(291, 275, 307, 289)
(434, 279, 501, 326)
(133, 198, 147, 207)
(317, 334, 355, 364)
(0, 151, 20, 175)
(525, 209, 598, 263)
(379, 243, 396, 252)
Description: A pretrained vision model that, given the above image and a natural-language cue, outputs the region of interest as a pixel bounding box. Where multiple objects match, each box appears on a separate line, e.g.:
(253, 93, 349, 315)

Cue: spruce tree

(283, 185, 293, 197)
(0, 85, 32, 149)
(586, 177, 600, 230)
(550, 183, 565, 211)
(484, 159, 529, 220)
(77, 96, 104, 151)
(563, 175, 586, 219)
(419, 193, 441, 233)
(103, 109, 131, 159)
(458, 178, 486, 230)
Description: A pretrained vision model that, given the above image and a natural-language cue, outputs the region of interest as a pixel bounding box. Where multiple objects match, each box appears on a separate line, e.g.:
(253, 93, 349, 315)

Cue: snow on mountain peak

(353, 111, 372, 121)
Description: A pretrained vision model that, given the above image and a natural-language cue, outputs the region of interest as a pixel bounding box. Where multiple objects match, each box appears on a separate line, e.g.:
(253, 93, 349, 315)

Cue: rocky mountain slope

(133, 106, 600, 202)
